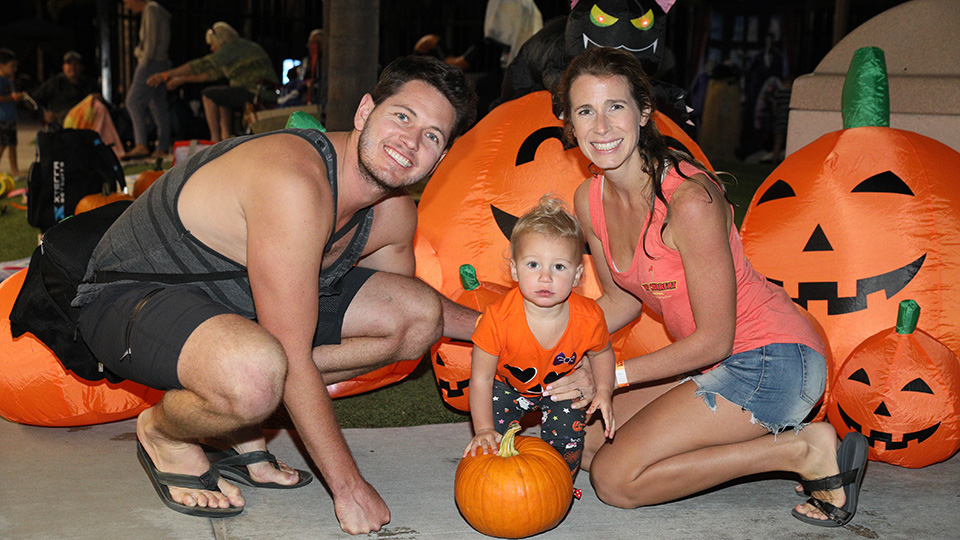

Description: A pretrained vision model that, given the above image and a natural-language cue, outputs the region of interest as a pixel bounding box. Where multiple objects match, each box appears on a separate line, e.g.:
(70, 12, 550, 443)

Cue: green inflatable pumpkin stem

(285, 110, 326, 131)
(497, 421, 522, 458)
(459, 264, 480, 291)
(842, 46, 889, 129)
(896, 299, 920, 335)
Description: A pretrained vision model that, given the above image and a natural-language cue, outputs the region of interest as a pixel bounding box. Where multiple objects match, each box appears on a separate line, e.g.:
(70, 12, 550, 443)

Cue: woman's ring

(577, 388, 584, 400)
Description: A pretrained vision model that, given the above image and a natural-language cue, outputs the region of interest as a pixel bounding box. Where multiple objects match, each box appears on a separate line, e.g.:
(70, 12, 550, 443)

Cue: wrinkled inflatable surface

(0, 270, 165, 427)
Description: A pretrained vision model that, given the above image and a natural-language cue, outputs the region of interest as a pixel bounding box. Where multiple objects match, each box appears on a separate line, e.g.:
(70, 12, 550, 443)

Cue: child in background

(0, 48, 25, 178)
(463, 195, 616, 476)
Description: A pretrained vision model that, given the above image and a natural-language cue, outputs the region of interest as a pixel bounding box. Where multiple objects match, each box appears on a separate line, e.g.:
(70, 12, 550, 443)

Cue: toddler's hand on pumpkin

(464, 428, 501, 457)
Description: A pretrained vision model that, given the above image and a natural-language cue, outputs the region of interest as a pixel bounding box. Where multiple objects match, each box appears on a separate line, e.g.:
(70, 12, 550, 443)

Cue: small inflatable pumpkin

(430, 265, 510, 411)
(740, 47, 960, 367)
(0, 270, 165, 427)
(827, 300, 960, 468)
(415, 91, 700, 409)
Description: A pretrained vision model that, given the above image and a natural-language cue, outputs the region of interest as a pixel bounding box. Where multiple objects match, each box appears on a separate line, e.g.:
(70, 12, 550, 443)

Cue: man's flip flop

(206, 448, 313, 489)
(791, 431, 869, 527)
(136, 441, 243, 518)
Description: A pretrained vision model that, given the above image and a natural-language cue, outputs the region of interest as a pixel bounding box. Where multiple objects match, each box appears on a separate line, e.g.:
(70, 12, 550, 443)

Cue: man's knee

(390, 281, 443, 358)
(183, 317, 287, 423)
(223, 349, 286, 422)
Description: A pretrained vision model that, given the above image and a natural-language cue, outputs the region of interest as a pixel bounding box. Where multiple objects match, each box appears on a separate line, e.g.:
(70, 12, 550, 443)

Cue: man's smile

(385, 146, 412, 168)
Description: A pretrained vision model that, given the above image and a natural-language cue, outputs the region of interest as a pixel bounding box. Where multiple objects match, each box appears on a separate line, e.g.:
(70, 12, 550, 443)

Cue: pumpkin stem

(460, 264, 480, 291)
(497, 420, 522, 458)
(896, 299, 920, 335)
(842, 46, 890, 129)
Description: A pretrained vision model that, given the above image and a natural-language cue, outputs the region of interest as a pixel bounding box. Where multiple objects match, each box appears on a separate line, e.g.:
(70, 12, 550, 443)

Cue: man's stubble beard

(357, 127, 426, 194)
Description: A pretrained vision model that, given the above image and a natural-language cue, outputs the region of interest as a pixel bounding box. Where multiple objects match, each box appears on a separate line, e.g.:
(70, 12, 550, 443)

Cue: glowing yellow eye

(590, 5, 619, 27)
(631, 9, 655, 30)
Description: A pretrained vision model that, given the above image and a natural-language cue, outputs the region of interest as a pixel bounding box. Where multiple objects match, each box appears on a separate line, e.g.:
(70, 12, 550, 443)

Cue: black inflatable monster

(494, 0, 687, 124)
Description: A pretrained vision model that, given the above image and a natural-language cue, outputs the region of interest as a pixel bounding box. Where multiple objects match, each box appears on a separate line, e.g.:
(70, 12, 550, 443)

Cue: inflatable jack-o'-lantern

(416, 90, 701, 410)
(431, 265, 510, 411)
(0, 270, 165, 427)
(740, 47, 960, 370)
(827, 300, 960, 468)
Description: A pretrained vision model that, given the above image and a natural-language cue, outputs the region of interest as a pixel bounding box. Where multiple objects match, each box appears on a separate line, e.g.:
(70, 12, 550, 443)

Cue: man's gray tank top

(73, 128, 374, 319)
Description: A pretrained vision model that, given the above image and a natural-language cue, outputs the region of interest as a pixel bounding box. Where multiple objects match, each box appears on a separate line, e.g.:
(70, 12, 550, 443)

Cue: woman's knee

(590, 449, 644, 509)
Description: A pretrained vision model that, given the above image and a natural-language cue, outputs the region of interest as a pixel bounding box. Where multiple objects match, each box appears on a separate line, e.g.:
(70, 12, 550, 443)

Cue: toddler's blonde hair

(510, 194, 585, 261)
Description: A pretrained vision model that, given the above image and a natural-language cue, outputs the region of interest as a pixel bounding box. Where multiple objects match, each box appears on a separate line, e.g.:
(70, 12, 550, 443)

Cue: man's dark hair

(0, 48, 17, 65)
(371, 55, 477, 148)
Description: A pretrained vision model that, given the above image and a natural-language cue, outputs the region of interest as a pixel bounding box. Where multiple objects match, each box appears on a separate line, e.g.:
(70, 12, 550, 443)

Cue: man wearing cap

(32, 51, 99, 124)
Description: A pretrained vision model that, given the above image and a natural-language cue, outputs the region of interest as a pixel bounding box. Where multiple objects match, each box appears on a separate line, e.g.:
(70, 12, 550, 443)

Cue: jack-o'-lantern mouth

(837, 403, 940, 450)
(581, 33, 657, 54)
(770, 254, 925, 315)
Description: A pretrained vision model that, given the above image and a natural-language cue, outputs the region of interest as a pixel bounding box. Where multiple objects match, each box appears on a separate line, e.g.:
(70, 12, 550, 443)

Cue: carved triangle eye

(852, 171, 913, 196)
(756, 180, 796, 205)
(849, 368, 871, 385)
(902, 377, 933, 394)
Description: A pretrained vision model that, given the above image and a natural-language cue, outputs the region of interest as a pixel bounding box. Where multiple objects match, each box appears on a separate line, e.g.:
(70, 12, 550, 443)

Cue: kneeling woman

(552, 47, 868, 527)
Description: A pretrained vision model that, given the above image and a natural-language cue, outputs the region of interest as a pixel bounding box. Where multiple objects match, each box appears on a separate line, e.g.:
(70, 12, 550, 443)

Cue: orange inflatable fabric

(325, 358, 421, 398)
(0, 270, 165, 427)
(740, 127, 960, 374)
(415, 91, 706, 410)
(826, 301, 960, 468)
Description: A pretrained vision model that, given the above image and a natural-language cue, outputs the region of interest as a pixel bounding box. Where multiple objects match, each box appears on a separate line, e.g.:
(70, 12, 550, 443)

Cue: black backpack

(10, 201, 133, 382)
(10, 201, 247, 383)
(26, 128, 126, 232)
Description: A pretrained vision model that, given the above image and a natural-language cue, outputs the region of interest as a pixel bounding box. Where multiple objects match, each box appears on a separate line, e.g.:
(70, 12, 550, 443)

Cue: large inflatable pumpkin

(827, 300, 960, 468)
(0, 270, 165, 427)
(740, 47, 960, 370)
(415, 90, 703, 410)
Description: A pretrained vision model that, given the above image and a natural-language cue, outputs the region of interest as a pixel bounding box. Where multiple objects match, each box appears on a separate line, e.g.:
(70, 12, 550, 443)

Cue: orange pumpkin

(430, 265, 510, 411)
(740, 48, 960, 370)
(455, 421, 573, 538)
(133, 159, 166, 199)
(0, 270, 165, 427)
(75, 185, 134, 214)
(826, 300, 960, 468)
(415, 91, 702, 409)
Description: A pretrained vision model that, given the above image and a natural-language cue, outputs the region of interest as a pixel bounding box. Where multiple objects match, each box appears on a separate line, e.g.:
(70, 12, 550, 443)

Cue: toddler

(463, 195, 616, 475)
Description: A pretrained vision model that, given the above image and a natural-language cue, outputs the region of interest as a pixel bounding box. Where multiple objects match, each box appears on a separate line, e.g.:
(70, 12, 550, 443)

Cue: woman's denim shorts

(687, 343, 826, 435)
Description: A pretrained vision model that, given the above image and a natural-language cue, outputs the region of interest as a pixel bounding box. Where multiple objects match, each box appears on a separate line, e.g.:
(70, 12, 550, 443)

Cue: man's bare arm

(243, 142, 388, 534)
(358, 193, 479, 341)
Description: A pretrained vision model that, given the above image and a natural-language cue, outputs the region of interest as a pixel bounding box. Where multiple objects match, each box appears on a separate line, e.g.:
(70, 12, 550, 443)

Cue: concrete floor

(1, 416, 958, 540)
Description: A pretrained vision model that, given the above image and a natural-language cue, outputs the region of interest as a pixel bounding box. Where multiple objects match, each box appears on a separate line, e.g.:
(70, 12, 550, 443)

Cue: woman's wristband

(615, 358, 629, 388)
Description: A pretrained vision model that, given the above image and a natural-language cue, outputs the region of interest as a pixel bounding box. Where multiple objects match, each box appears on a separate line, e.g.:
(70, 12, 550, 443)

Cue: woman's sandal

(792, 431, 869, 527)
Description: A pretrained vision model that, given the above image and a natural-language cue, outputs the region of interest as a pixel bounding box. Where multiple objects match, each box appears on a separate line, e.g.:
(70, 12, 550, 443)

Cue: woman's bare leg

(589, 381, 843, 522)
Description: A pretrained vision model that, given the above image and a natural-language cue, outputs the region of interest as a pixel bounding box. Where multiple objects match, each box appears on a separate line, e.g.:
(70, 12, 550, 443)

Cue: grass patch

(0, 176, 39, 262)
